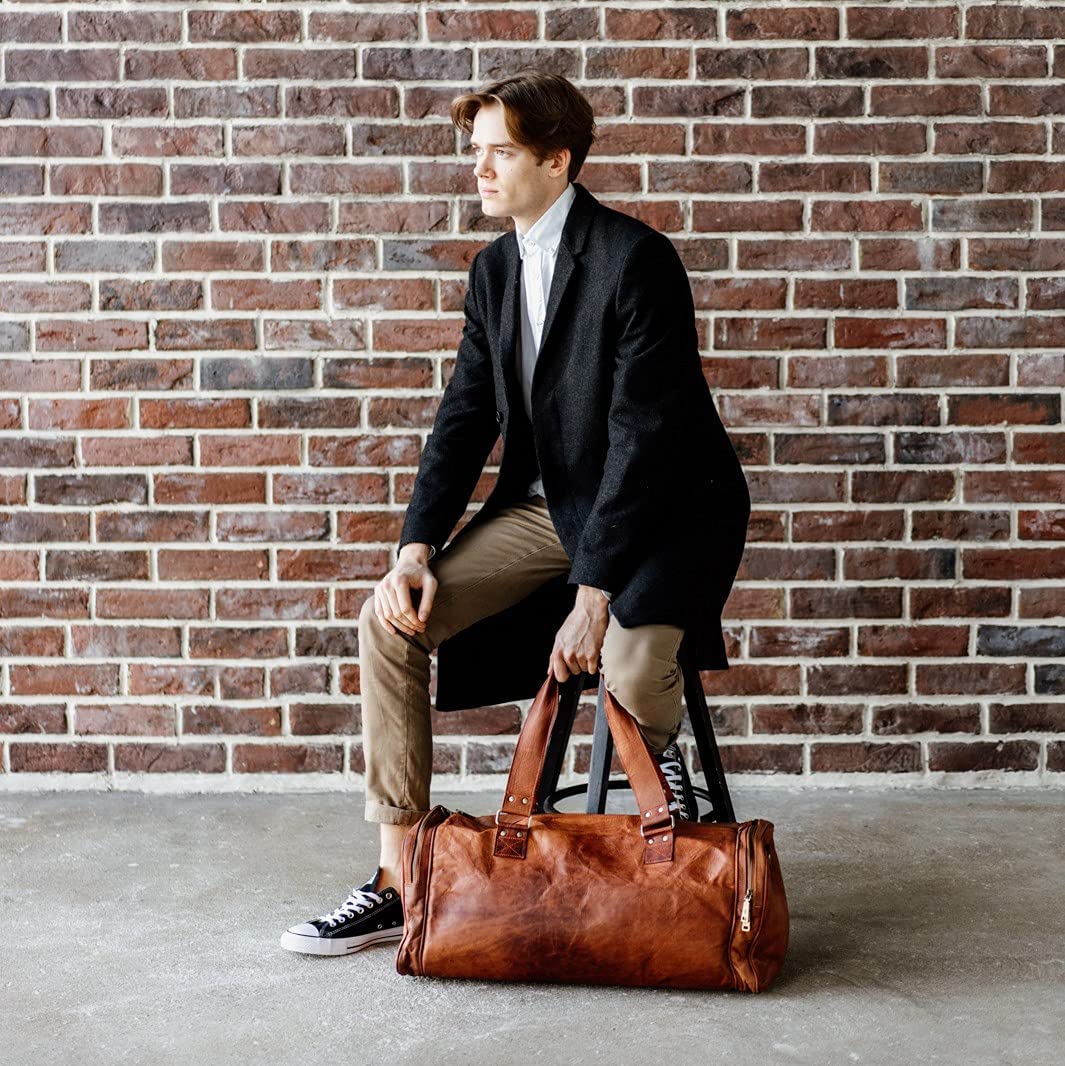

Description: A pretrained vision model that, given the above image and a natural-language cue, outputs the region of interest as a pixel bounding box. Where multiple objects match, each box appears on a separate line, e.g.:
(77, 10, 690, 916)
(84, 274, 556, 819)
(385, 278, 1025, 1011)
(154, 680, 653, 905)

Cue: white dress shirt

(515, 181, 576, 500)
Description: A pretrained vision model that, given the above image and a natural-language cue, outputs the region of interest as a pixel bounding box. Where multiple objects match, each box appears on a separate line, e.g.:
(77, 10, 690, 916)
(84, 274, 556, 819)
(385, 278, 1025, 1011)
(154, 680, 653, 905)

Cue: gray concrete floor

(3, 787, 1063, 1066)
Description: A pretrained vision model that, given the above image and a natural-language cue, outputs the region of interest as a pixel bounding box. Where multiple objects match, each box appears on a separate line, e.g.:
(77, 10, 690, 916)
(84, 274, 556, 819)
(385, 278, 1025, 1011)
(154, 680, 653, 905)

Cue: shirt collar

(515, 182, 576, 260)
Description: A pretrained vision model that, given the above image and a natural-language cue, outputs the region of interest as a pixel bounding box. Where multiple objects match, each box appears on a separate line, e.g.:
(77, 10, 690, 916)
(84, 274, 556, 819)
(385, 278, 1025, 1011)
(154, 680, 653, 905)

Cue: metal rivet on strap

(516, 831, 523, 837)
(509, 795, 515, 801)
(644, 810, 651, 817)
(521, 797, 528, 804)
(648, 837, 654, 844)
(500, 829, 506, 835)
(658, 806, 664, 812)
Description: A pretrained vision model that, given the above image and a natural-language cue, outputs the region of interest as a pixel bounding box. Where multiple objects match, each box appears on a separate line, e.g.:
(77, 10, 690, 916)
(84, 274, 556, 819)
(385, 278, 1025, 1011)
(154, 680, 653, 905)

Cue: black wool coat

(398, 180, 751, 713)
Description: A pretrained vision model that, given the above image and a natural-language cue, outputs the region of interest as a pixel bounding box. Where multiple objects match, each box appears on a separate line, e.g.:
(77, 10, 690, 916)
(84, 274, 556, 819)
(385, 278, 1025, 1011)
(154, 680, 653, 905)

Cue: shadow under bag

(396, 672, 789, 992)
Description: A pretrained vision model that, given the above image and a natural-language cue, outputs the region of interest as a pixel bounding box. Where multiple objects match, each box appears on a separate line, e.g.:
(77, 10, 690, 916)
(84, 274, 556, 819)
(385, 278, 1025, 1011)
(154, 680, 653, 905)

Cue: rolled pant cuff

(364, 799, 430, 826)
(636, 720, 683, 756)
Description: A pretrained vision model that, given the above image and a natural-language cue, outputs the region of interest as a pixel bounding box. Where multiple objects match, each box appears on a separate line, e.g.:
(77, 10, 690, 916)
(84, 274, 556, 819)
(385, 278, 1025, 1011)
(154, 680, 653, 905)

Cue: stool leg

(534, 672, 582, 813)
(680, 645, 736, 823)
(586, 673, 614, 814)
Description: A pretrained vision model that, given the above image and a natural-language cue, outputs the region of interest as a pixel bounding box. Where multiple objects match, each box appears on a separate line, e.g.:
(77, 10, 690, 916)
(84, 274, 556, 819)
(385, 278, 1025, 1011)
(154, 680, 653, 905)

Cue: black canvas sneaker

(656, 741, 699, 822)
(280, 866, 403, 956)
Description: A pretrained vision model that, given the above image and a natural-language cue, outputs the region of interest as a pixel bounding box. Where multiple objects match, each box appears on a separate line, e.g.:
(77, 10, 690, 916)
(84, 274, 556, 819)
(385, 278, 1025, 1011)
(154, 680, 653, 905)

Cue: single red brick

(232, 743, 343, 773)
(716, 743, 803, 774)
(115, 743, 226, 772)
(0, 703, 67, 734)
(928, 740, 1038, 772)
(74, 703, 176, 736)
(811, 741, 921, 772)
(10, 742, 108, 772)
(183, 704, 282, 736)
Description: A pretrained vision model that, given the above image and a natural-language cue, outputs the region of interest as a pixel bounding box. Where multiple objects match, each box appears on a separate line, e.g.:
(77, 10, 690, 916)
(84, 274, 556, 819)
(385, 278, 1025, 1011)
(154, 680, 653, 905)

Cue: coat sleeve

(566, 231, 701, 594)
(397, 250, 500, 556)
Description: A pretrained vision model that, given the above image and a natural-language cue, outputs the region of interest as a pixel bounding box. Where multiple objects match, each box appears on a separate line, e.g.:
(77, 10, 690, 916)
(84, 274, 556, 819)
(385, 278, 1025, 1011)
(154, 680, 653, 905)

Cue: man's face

(468, 103, 564, 221)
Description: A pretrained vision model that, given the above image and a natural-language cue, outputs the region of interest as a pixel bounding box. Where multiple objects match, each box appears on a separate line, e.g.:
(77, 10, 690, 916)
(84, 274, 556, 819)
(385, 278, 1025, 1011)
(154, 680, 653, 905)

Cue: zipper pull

(740, 889, 752, 932)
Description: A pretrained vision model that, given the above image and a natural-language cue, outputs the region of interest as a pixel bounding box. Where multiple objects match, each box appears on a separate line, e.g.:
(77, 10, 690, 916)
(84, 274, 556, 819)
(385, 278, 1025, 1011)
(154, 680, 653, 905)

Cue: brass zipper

(409, 804, 449, 884)
(740, 819, 758, 932)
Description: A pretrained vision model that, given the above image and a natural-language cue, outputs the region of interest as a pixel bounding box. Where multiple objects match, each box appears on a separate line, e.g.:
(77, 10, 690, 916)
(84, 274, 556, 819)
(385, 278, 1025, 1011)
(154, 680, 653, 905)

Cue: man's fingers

(380, 585, 402, 623)
(562, 648, 579, 682)
(417, 577, 436, 621)
(380, 585, 418, 636)
(548, 649, 567, 682)
(373, 594, 397, 635)
(393, 580, 420, 628)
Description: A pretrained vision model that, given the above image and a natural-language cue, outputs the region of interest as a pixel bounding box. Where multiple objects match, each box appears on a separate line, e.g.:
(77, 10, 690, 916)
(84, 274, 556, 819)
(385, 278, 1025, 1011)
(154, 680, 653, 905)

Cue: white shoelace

(657, 751, 691, 819)
(318, 886, 384, 927)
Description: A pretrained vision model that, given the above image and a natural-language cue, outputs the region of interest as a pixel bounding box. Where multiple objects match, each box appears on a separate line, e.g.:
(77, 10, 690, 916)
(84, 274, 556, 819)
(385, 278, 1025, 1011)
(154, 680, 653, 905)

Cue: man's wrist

(400, 542, 436, 563)
(579, 584, 612, 604)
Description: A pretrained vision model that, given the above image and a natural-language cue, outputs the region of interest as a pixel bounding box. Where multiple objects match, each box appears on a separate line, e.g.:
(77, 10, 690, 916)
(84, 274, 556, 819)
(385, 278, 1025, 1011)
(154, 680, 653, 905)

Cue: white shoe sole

(280, 927, 403, 956)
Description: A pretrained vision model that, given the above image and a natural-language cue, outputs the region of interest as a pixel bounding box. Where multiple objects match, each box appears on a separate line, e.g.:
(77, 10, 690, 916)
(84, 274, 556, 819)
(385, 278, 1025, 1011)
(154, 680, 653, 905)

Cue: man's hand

(374, 544, 437, 637)
(547, 586, 611, 682)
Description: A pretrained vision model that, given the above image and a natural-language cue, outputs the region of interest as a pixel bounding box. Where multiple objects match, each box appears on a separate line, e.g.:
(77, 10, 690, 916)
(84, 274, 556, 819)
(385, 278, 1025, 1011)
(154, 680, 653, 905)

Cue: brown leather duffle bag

(396, 672, 789, 991)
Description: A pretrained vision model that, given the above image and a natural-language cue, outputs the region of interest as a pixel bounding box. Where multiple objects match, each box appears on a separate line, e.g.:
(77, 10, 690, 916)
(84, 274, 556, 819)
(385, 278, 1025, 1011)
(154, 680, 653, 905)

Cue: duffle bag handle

(492, 672, 678, 865)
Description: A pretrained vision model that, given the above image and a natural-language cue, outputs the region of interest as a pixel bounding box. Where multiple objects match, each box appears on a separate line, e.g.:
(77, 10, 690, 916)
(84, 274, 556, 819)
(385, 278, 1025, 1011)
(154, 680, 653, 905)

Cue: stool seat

(536, 635, 736, 823)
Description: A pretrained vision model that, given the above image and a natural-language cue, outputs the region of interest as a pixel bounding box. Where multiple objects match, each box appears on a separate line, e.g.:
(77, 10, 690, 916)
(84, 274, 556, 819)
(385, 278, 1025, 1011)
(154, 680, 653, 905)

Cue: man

(281, 71, 750, 957)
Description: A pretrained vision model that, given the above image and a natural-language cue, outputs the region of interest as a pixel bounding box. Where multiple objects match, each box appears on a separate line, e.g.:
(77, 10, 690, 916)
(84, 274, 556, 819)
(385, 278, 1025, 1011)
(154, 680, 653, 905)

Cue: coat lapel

(497, 241, 523, 414)
(537, 241, 576, 363)
(494, 181, 599, 410)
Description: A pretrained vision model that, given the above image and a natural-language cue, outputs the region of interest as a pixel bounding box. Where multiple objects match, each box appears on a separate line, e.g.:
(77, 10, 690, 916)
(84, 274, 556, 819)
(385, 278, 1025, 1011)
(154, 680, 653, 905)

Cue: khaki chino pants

(358, 495, 686, 826)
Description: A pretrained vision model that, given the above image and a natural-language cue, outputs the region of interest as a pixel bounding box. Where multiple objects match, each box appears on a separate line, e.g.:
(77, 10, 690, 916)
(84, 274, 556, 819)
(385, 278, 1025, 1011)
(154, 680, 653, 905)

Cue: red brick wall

(2, 5, 1063, 788)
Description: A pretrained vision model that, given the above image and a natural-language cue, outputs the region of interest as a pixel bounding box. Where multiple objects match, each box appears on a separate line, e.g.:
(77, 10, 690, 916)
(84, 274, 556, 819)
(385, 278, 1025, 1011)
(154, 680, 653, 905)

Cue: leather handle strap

(492, 672, 565, 839)
(600, 683, 679, 837)
(493, 673, 677, 862)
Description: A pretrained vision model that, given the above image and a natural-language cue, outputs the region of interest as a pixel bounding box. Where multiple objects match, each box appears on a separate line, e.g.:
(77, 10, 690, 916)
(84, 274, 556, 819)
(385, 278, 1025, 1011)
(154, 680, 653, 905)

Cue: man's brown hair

(450, 70, 597, 184)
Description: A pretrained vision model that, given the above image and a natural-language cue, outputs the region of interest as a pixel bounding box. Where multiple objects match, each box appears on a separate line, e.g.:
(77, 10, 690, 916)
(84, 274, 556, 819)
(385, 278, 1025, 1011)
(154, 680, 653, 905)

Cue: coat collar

(497, 181, 599, 401)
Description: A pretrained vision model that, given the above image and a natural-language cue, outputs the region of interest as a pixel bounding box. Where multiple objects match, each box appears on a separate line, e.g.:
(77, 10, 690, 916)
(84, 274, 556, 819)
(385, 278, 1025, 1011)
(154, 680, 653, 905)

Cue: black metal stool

(536, 635, 736, 823)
